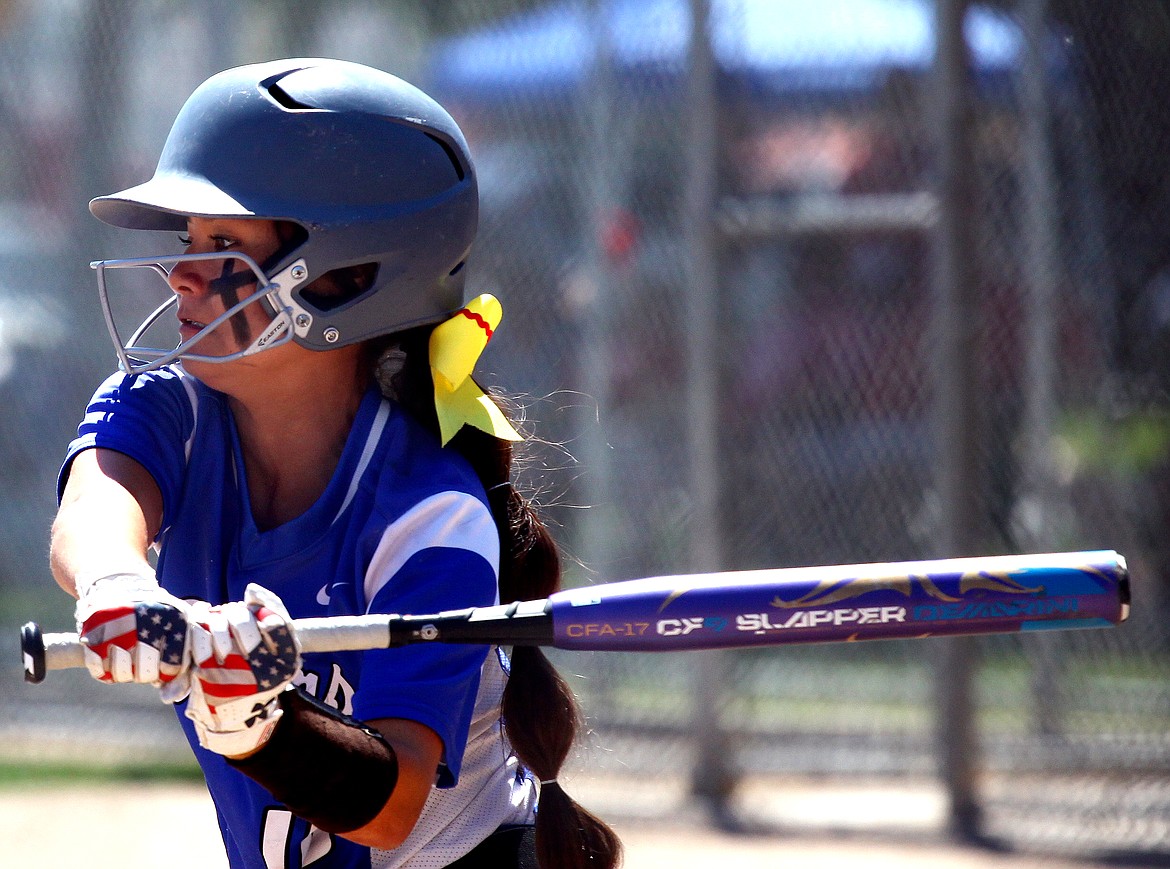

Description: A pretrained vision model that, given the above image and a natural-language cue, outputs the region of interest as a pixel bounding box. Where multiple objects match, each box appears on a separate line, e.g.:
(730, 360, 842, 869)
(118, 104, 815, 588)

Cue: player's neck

(224, 346, 368, 530)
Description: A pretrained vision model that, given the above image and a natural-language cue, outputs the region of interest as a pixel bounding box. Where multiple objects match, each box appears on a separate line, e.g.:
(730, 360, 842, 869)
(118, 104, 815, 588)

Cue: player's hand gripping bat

(21, 550, 1129, 683)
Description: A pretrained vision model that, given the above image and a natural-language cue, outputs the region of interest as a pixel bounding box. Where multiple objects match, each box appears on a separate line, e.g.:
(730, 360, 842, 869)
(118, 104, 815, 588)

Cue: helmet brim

(90, 174, 256, 232)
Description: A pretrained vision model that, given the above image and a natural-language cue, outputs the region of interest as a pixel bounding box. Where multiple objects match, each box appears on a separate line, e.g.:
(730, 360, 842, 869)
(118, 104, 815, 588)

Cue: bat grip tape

(229, 688, 398, 833)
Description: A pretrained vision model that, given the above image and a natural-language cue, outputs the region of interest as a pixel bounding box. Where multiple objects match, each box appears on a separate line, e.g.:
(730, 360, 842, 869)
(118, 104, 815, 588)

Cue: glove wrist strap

(191, 694, 285, 758)
(75, 569, 159, 601)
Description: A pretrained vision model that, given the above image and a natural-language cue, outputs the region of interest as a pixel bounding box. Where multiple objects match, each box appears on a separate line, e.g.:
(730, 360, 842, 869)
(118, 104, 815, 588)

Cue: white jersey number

(261, 809, 333, 867)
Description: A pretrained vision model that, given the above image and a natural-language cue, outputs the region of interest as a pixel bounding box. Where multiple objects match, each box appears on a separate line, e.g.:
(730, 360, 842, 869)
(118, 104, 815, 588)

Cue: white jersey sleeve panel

(363, 490, 501, 612)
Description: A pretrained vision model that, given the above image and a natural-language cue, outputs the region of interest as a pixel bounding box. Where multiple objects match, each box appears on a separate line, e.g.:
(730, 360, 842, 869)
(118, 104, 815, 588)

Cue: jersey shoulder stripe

(363, 490, 499, 610)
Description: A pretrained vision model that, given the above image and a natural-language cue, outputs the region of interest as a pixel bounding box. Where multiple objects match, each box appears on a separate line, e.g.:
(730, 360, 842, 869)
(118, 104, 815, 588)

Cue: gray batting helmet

(90, 57, 478, 363)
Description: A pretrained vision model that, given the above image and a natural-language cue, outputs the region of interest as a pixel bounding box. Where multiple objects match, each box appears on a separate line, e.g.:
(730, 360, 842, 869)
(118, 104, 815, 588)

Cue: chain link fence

(2, 0, 1169, 860)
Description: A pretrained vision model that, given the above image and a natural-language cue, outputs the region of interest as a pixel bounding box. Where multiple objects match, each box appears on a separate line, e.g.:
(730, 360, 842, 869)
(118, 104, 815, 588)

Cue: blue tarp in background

(427, 0, 1023, 101)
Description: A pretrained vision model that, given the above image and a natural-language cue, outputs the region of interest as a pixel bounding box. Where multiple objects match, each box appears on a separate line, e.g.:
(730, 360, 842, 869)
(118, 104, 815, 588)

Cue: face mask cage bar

(90, 251, 308, 375)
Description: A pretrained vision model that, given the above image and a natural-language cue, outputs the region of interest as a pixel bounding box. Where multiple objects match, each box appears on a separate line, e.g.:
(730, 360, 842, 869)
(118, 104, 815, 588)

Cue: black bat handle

(389, 599, 555, 646)
(21, 622, 46, 684)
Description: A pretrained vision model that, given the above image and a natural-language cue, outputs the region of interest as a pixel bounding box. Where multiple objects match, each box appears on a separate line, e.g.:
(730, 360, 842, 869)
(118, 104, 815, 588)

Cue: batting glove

(74, 571, 195, 703)
(184, 584, 302, 758)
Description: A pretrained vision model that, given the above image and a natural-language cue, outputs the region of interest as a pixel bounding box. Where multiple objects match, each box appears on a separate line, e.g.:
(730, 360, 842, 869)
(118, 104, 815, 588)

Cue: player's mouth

(178, 317, 208, 341)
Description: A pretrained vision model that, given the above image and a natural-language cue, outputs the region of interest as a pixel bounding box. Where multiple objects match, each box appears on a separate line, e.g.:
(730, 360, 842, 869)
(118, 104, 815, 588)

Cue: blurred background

(1, 0, 1169, 862)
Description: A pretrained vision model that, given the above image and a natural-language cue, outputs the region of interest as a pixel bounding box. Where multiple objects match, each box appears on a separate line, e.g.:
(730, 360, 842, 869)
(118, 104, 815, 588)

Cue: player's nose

(167, 258, 213, 297)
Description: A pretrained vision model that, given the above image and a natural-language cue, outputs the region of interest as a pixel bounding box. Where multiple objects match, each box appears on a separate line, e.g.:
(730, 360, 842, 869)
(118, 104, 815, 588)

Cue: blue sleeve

(352, 546, 497, 787)
(58, 369, 196, 535)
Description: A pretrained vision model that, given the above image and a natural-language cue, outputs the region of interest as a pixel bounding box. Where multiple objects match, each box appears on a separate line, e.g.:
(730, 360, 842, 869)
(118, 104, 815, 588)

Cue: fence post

(930, 0, 984, 841)
(684, 0, 735, 819)
(576, 0, 621, 578)
(1018, 0, 1068, 737)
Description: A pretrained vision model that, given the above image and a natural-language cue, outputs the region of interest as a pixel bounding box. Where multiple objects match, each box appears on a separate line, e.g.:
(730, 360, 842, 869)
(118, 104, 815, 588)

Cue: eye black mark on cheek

(208, 258, 255, 348)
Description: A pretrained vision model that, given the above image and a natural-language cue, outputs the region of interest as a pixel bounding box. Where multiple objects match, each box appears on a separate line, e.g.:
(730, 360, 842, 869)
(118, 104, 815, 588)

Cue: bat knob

(20, 622, 46, 684)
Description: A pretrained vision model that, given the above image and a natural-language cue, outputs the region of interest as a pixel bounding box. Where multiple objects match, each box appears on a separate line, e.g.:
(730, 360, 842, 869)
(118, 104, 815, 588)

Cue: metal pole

(684, 0, 734, 820)
(77, 0, 132, 255)
(577, 0, 620, 579)
(931, 0, 984, 841)
(1019, 0, 1066, 737)
(1019, 0, 1060, 546)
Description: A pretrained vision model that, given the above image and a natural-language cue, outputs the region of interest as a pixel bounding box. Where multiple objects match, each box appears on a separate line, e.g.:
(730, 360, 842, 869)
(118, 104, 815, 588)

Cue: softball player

(49, 58, 620, 869)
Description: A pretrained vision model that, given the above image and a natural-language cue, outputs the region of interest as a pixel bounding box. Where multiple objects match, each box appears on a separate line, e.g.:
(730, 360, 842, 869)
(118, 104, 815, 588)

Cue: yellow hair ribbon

(429, 294, 522, 446)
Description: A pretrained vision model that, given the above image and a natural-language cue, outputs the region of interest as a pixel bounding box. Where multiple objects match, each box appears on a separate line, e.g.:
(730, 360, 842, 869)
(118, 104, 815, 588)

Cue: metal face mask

(91, 250, 311, 374)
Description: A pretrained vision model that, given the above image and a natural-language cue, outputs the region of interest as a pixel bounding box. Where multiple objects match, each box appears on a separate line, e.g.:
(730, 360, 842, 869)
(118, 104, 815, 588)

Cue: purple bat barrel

(547, 550, 1129, 652)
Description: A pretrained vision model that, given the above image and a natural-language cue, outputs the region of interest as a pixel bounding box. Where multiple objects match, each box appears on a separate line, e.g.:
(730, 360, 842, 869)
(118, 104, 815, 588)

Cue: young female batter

(49, 57, 621, 869)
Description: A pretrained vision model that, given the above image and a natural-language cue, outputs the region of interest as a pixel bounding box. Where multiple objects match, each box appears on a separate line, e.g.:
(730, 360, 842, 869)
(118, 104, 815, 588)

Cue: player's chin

(180, 337, 303, 389)
(183, 343, 236, 362)
(177, 356, 222, 384)
(184, 366, 255, 400)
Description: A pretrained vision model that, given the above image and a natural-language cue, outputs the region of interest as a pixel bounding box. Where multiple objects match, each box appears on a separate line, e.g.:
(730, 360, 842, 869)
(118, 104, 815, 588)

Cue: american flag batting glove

(184, 584, 302, 758)
(74, 572, 195, 703)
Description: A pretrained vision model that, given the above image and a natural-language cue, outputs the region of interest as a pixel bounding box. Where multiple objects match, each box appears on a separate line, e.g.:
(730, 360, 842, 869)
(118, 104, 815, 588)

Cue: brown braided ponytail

(372, 326, 622, 869)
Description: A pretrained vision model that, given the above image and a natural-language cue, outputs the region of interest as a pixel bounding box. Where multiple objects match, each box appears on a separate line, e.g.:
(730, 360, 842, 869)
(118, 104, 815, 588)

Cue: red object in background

(601, 207, 641, 266)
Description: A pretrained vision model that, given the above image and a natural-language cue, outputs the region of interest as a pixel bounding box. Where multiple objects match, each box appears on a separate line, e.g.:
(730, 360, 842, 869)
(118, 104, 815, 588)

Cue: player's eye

(177, 233, 192, 247)
(210, 235, 237, 251)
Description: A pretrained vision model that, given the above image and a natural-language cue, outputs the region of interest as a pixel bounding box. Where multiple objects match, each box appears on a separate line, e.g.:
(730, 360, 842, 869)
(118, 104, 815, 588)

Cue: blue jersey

(62, 367, 536, 868)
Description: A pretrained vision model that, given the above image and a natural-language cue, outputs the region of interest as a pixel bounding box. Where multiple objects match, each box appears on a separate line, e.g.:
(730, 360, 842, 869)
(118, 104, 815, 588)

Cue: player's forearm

(51, 481, 156, 598)
(227, 693, 441, 849)
(337, 717, 444, 849)
(50, 449, 163, 597)
(50, 495, 155, 597)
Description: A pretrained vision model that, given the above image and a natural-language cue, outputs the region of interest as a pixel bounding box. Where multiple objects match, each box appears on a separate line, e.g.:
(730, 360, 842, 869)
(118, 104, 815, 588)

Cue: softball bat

(21, 550, 1128, 683)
